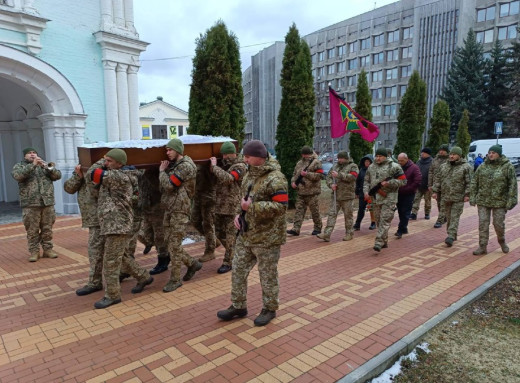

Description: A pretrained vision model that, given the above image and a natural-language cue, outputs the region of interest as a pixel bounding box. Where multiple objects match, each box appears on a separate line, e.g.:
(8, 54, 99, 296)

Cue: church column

(100, 0, 114, 28)
(103, 60, 119, 141)
(64, 130, 75, 163)
(73, 129, 84, 163)
(113, 0, 125, 27)
(127, 65, 140, 139)
(123, 0, 136, 32)
(116, 63, 130, 140)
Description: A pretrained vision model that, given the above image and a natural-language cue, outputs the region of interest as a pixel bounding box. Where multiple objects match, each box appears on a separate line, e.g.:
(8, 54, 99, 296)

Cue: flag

(329, 87, 380, 142)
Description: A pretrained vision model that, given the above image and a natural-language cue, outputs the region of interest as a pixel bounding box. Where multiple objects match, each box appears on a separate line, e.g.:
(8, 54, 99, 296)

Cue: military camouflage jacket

(470, 155, 518, 210)
(432, 158, 472, 202)
(64, 171, 99, 228)
(363, 159, 406, 205)
(159, 155, 197, 223)
(87, 160, 133, 235)
(290, 154, 324, 196)
(11, 159, 62, 208)
(212, 157, 247, 215)
(325, 159, 359, 201)
(122, 167, 145, 222)
(239, 157, 288, 247)
(141, 169, 162, 215)
(428, 154, 448, 188)
(195, 163, 217, 202)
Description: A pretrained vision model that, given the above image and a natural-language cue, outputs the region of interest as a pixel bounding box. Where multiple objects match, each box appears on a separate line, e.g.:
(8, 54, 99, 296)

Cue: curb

(338, 258, 520, 383)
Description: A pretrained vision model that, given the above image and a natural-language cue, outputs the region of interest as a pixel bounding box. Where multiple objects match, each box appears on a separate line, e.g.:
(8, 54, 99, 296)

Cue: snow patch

(80, 135, 235, 149)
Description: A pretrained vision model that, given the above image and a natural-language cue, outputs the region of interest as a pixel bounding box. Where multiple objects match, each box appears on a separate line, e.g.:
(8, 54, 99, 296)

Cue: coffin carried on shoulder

(78, 135, 238, 169)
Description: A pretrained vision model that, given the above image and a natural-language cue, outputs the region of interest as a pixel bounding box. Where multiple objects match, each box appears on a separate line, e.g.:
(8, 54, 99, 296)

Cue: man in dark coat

(353, 154, 376, 230)
(410, 148, 433, 220)
(396, 153, 421, 238)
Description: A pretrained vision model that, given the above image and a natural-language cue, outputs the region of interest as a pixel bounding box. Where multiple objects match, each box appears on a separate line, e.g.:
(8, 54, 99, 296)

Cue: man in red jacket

(396, 153, 422, 238)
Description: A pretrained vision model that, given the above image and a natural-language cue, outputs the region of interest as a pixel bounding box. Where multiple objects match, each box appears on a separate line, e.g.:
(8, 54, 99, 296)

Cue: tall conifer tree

(426, 100, 451, 151)
(484, 39, 509, 138)
(503, 29, 520, 137)
(456, 109, 471, 158)
(349, 69, 373, 165)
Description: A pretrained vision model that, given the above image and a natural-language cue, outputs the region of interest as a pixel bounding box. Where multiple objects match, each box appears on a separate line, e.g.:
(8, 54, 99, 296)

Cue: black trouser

(355, 194, 367, 226)
(397, 193, 416, 233)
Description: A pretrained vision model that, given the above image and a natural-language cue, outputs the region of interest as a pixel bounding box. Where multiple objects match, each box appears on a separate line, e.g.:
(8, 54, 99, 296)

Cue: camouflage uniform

(212, 156, 247, 267)
(12, 158, 62, 257)
(432, 158, 472, 240)
(322, 159, 359, 239)
(470, 155, 518, 249)
(231, 157, 288, 312)
(64, 169, 103, 289)
(363, 159, 406, 248)
(160, 155, 199, 286)
(191, 164, 217, 258)
(412, 155, 433, 216)
(429, 154, 448, 224)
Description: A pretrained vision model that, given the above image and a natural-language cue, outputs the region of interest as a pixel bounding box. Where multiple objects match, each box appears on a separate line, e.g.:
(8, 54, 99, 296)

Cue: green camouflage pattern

(326, 159, 359, 201)
(86, 226, 104, 289)
(476, 206, 507, 246)
(22, 206, 56, 254)
(123, 168, 145, 222)
(215, 214, 236, 266)
(428, 154, 448, 188)
(363, 159, 406, 205)
(64, 171, 99, 228)
(291, 154, 323, 196)
(160, 155, 197, 221)
(291, 194, 322, 233)
(372, 200, 397, 247)
(432, 158, 472, 202)
(322, 199, 355, 237)
(444, 201, 464, 239)
(102, 234, 127, 300)
(164, 213, 198, 284)
(191, 193, 216, 255)
(12, 159, 62, 207)
(120, 220, 151, 282)
(212, 157, 247, 214)
(412, 189, 432, 215)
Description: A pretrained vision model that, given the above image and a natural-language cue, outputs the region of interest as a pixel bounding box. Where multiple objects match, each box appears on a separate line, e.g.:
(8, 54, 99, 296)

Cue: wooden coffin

(78, 138, 238, 169)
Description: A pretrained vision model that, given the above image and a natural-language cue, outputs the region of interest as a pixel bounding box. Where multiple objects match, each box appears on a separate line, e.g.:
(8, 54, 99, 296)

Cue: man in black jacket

(410, 148, 433, 220)
(353, 154, 376, 230)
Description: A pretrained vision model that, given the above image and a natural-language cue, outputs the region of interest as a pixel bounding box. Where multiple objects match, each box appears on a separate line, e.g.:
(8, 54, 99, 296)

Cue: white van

(468, 138, 520, 163)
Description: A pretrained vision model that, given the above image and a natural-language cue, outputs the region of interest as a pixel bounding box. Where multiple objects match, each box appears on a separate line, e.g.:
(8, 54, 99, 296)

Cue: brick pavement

(0, 203, 519, 383)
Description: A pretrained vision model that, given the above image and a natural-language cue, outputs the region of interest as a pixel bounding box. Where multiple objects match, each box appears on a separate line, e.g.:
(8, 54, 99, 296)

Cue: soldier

(429, 144, 449, 228)
(159, 139, 202, 292)
(363, 147, 406, 252)
(317, 151, 358, 242)
(410, 148, 433, 220)
(88, 149, 153, 309)
(395, 153, 421, 238)
(286, 146, 323, 236)
(432, 146, 472, 247)
(64, 164, 104, 296)
(210, 141, 247, 274)
(217, 140, 288, 327)
(470, 145, 518, 255)
(191, 163, 218, 262)
(137, 221, 154, 255)
(12, 147, 62, 262)
(354, 154, 376, 231)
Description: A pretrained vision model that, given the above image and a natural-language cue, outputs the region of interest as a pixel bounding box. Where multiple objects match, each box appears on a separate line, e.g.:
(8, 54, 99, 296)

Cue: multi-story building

(243, 0, 519, 155)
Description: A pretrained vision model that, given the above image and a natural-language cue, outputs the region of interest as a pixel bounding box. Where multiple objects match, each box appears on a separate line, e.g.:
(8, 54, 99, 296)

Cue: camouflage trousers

(436, 191, 446, 223)
(165, 214, 197, 283)
(138, 212, 168, 257)
(444, 201, 464, 239)
(86, 226, 104, 289)
(22, 206, 56, 254)
(137, 218, 154, 247)
(477, 206, 506, 246)
(412, 189, 432, 216)
(372, 201, 397, 247)
(323, 198, 354, 237)
(121, 220, 151, 281)
(231, 239, 280, 311)
(215, 214, 236, 267)
(291, 194, 322, 233)
(191, 197, 216, 256)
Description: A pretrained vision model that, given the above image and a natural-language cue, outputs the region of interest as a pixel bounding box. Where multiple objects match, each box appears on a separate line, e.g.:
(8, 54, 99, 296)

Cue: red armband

(349, 171, 358, 178)
(315, 168, 324, 174)
(169, 173, 183, 186)
(271, 191, 288, 204)
(230, 169, 241, 181)
(91, 168, 105, 185)
(397, 174, 406, 180)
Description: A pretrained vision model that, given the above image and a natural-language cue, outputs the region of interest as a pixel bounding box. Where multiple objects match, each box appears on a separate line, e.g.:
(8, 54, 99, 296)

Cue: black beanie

(421, 147, 432, 155)
(301, 146, 313, 155)
(243, 140, 267, 158)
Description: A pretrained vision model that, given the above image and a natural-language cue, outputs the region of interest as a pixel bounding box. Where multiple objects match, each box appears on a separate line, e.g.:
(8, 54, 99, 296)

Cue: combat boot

(150, 256, 170, 275)
(342, 233, 353, 241)
(76, 285, 103, 296)
(254, 309, 276, 326)
(472, 246, 487, 256)
(444, 237, 454, 247)
(143, 244, 153, 254)
(131, 276, 154, 294)
(217, 305, 248, 321)
(498, 240, 510, 253)
(286, 229, 299, 236)
(183, 260, 202, 281)
(369, 222, 376, 230)
(199, 252, 216, 262)
(94, 297, 121, 309)
(317, 233, 330, 242)
(311, 229, 321, 235)
(163, 280, 182, 293)
(42, 249, 58, 258)
(28, 252, 39, 262)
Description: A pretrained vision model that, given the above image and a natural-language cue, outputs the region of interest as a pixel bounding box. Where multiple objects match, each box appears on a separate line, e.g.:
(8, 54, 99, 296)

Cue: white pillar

(103, 60, 119, 142)
(64, 130, 75, 162)
(116, 63, 130, 140)
(113, 0, 125, 27)
(127, 65, 140, 139)
(53, 130, 66, 166)
(73, 129, 84, 163)
(123, 0, 136, 32)
(100, 0, 114, 28)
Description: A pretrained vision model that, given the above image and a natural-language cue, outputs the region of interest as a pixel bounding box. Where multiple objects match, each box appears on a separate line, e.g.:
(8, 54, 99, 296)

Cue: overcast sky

(133, 0, 397, 111)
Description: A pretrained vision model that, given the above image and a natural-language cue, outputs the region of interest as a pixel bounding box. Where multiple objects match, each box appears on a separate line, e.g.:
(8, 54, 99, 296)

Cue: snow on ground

(81, 135, 235, 149)
(182, 238, 196, 245)
(370, 342, 431, 383)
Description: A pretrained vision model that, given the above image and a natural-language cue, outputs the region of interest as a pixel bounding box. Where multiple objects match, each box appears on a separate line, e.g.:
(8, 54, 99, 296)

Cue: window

(317, 67, 325, 76)
(400, 85, 408, 96)
(373, 33, 385, 47)
(500, 1, 519, 17)
(349, 41, 358, 53)
(311, 54, 317, 63)
(371, 88, 382, 100)
(498, 24, 518, 40)
(384, 104, 397, 116)
(477, 5, 496, 22)
(337, 61, 346, 72)
(402, 26, 413, 40)
(476, 29, 494, 43)
(385, 86, 397, 98)
(337, 77, 346, 88)
(347, 75, 357, 86)
(387, 30, 399, 43)
(401, 65, 412, 77)
(372, 70, 383, 82)
(327, 48, 335, 59)
(387, 48, 399, 62)
(386, 67, 398, 80)
(348, 58, 358, 70)
(320, 82, 326, 91)
(402, 46, 413, 59)
(372, 52, 384, 64)
(318, 52, 324, 62)
(347, 92, 356, 103)
(360, 37, 371, 50)
(372, 105, 382, 117)
(360, 55, 370, 67)
(327, 64, 335, 75)
(337, 45, 346, 56)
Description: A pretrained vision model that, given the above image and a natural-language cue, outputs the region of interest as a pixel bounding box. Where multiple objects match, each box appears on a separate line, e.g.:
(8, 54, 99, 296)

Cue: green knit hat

(301, 146, 313, 155)
(375, 147, 388, 157)
(23, 147, 37, 155)
(166, 138, 184, 154)
(337, 151, 349, 159)
(450, 146, 462, 156)
(488, 144, 502, 155)
(105, 148, 127, 165)
(220, 141, 236, 154)
(439, 144, 450, 153)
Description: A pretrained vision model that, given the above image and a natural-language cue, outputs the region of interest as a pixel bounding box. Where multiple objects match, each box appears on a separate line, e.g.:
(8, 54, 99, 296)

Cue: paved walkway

(0, 203, 519, 383)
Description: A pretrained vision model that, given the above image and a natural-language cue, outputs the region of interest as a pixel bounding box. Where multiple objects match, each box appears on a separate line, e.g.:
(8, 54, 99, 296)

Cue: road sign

(494, 121, 503, 135)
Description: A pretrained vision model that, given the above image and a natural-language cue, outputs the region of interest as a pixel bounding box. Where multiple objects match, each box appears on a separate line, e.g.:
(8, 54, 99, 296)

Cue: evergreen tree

(188, 20, 245, 144)
(502, 28, 520, 137)
(349, 69, 373, 165)
(485, 39, 509, 137)
(442, 29, 487, 140)
(426, 100, 451, 151)
(275, 24, 316, 205)
(456, 109, 471, 158)
(394, 71, 427, 162)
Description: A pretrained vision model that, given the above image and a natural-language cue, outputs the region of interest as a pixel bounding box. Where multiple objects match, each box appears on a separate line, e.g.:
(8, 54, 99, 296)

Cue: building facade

(139, 97, 189, 139)
(0, 0, 147, 213)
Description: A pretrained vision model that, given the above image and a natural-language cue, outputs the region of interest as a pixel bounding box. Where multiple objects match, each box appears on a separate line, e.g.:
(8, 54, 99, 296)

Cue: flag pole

(330, 134, 337, 214)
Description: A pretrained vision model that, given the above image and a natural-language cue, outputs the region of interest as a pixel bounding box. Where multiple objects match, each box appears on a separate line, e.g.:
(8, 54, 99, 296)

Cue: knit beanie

(105, 148, 127, 165)
(23, 147, 37, 155)
(488, 144, 502, 155)
(337, 151, 349, 159)
(438, 144, 450, 153)
(450, 146, 462, 156)
(220, 141, 236, 154)
(421, 147, 432, 155)
(301, 146, 313, 155)
(243, 140, 267, 158)
(166, 138, 184, 154)
(375, 147, 388, 157)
